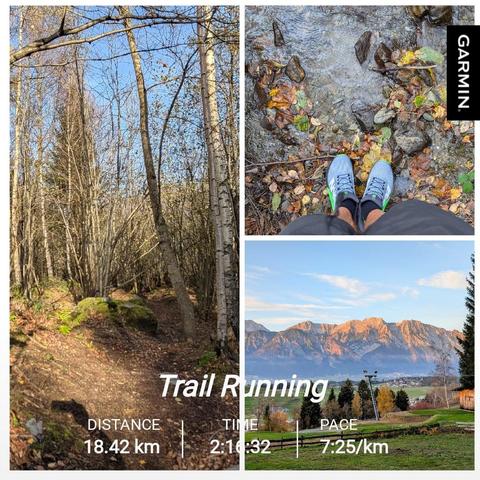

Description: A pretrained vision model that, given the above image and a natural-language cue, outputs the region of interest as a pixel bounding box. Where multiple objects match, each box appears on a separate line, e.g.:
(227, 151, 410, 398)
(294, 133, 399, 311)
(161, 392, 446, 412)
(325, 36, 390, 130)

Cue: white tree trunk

(119, 6, 195, 338)
(197, 6, 237, 351)
(11, 8, 24, 286)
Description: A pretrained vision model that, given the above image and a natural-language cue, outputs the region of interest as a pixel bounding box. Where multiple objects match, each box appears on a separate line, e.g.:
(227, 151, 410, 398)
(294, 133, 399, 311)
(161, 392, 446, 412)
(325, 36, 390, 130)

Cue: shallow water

(245, 5, 474, 162)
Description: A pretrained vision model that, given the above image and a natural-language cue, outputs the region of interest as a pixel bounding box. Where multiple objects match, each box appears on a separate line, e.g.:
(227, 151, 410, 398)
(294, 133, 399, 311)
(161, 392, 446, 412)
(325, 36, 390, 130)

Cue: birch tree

(198, 6, 238, 352)
(119, 6, 195, 338)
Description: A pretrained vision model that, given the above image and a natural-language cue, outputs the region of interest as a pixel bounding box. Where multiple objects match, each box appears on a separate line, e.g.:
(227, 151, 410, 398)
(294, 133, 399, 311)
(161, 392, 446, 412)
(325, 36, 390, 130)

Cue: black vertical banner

(447, 25, 479, 120)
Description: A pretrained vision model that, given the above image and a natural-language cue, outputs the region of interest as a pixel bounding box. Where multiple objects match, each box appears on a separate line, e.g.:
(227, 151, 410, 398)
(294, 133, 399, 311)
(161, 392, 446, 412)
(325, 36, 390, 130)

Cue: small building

(458, 389, 475, 410)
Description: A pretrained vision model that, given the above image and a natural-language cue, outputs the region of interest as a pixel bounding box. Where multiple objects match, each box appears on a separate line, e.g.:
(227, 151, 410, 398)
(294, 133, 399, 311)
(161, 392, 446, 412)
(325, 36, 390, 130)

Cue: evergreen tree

(395, 390, 410, 411)
(299, 391, 321, 429)
(327, 387, 336, 402)
(357, 380, 370, 402)
(338, 379, 354, 408)
(357, 379, 371, 419)
(457, 254, 474, 389)
(263, 404, 271, 431)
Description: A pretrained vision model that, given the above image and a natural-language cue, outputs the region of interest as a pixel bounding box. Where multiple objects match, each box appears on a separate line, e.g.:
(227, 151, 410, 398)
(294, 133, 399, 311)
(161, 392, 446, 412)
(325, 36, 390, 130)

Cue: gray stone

(351, 100, 377, 132)
(394, 176, 414, 196)
(272, 20, 285, 47)
(285, 56, 305, 83)
(354, 31, 372, 64)
(395, 126, 429, 154)
(374, 107, 396, 124)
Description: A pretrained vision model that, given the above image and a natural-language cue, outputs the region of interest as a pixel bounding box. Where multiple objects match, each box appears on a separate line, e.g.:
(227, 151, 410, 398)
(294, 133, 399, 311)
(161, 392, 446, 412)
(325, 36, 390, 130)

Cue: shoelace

(337, 173, 354, 193)
(366, 177, 386, 198)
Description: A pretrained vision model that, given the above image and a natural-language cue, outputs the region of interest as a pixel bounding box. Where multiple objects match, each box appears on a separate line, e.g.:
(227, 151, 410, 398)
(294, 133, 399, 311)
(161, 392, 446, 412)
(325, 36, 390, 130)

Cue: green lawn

(246, 432, 474, 470)
(246, 421, 416, 442)
(246, 408, 474, 442)
(411, 408, 474, 425)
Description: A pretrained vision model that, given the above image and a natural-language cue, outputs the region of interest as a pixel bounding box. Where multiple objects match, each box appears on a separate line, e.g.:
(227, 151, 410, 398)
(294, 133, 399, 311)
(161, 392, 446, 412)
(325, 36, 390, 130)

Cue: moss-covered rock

(69, 297, 114, 326)
(117, 302, 157, 332)
(66, 296, 156, 333)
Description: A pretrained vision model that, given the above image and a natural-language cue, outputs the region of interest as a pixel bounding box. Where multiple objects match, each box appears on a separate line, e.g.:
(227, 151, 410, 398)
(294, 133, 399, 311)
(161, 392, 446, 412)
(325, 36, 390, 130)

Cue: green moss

(116, 301, 157, 332)
(64, 296, 156, 333)
(198, 350, 217, 367)
(55, 308, 72, 324)
(69, 297, 114, 325)
(58, 324, 72, 335)
(36, 421, 77, 456)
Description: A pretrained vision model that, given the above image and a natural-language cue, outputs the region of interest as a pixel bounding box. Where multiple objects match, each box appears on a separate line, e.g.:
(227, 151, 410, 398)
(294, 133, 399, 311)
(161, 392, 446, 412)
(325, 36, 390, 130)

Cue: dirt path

(10, 295, 239, 470)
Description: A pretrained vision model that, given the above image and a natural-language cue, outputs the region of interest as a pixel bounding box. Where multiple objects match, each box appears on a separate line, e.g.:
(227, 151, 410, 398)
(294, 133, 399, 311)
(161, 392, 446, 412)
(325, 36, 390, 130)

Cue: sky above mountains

(246, 241, 473, 332)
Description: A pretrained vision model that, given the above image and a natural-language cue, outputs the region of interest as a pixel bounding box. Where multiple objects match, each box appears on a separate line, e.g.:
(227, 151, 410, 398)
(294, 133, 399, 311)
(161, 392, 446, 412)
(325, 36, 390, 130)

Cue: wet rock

(382, 85, 392, 99)
(374, 107, 396, 124)
(254, 82, 268, 106)
(273, 128, 298, 146)
(394, 176, 414, 196)
(285, 56, 305, 83)
(351, 100, 376, 132)
(406, 6, 429, 21)
(395, 125, 429, 154)
(460, 121, 473, 134)
(354, 31, 372, 65)
(428, 6, 452, 26)
(260, 116, 274, 131)
(393, 147, 406, 168)
(374, 43, 392, 69)
(272, 21, 285, 47)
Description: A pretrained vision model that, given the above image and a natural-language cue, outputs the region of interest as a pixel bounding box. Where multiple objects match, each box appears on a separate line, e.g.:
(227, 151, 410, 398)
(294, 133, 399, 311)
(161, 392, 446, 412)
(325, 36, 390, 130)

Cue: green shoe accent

(327, 187, 335, 211)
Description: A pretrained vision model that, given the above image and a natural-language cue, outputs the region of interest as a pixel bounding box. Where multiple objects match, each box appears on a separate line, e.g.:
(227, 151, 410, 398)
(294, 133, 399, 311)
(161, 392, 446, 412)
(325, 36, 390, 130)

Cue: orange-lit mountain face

(245, 318, 461, 378)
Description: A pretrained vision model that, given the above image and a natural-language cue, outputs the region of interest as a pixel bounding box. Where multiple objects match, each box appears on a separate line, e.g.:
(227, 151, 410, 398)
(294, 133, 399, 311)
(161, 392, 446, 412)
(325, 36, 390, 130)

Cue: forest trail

(10, 293, 238, 470)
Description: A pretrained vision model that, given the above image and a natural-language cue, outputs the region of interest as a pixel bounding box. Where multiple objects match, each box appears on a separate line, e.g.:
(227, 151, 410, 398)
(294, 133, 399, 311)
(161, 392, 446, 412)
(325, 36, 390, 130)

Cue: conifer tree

(457, 255, 474, 389)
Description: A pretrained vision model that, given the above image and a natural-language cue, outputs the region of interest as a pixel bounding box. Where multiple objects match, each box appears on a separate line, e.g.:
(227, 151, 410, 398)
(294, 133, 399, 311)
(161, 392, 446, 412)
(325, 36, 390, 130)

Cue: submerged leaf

(295, 90, 308, 110)
(293, 114, 309, 132)
(271, 192, 281, 212)
(379, 127, 392, 144)
(415, 46, 444, 65)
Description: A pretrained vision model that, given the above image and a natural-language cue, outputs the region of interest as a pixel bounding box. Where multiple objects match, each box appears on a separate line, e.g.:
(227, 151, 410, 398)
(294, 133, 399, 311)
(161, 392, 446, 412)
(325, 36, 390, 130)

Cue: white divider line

(181, 420, 184, 458)
(296, 420, 299, 459)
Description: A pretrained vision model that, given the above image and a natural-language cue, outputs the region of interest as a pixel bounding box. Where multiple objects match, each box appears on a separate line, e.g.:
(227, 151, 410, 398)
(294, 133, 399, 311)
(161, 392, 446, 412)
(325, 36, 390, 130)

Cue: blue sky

(246, 241, 473, 332)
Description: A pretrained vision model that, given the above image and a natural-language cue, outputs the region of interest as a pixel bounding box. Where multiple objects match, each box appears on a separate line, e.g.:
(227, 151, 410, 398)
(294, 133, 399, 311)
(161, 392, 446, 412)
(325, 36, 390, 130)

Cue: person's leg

(327, 154, 359, 231)
(358, 160, 393, 232)
(364, 199, 474, 235)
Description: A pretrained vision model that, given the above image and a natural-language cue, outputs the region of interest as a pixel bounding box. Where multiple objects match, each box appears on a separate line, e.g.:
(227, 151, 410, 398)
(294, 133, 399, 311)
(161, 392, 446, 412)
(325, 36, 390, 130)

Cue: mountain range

(245, 318, 461, 379)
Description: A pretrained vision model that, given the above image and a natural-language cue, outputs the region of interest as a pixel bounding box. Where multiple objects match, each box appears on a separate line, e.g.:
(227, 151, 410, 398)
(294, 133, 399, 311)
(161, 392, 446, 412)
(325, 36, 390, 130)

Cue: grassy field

(245, 386, 432, 419)
(246, 408, 474, 442)
(246, 421, 419, 442)
(411, 408, 474, 424)
(245, 432, 474, 470)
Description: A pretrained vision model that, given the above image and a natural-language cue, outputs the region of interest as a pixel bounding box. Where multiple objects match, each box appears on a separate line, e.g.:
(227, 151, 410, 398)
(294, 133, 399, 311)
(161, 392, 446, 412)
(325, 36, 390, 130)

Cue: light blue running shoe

(358, 160, 394, 232)
(326, 154, 359, 214)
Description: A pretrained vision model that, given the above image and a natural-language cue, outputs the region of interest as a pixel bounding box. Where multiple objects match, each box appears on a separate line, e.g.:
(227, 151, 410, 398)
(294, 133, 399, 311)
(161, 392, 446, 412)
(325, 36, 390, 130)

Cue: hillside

(246, 318, 461, 378)
(10, 289, 238, 470)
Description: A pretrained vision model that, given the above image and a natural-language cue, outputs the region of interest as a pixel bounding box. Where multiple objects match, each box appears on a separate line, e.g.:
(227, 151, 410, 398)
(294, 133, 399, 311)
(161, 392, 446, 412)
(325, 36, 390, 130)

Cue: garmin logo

(447, 26, 478, 120)
(456, 34, 470, 109)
